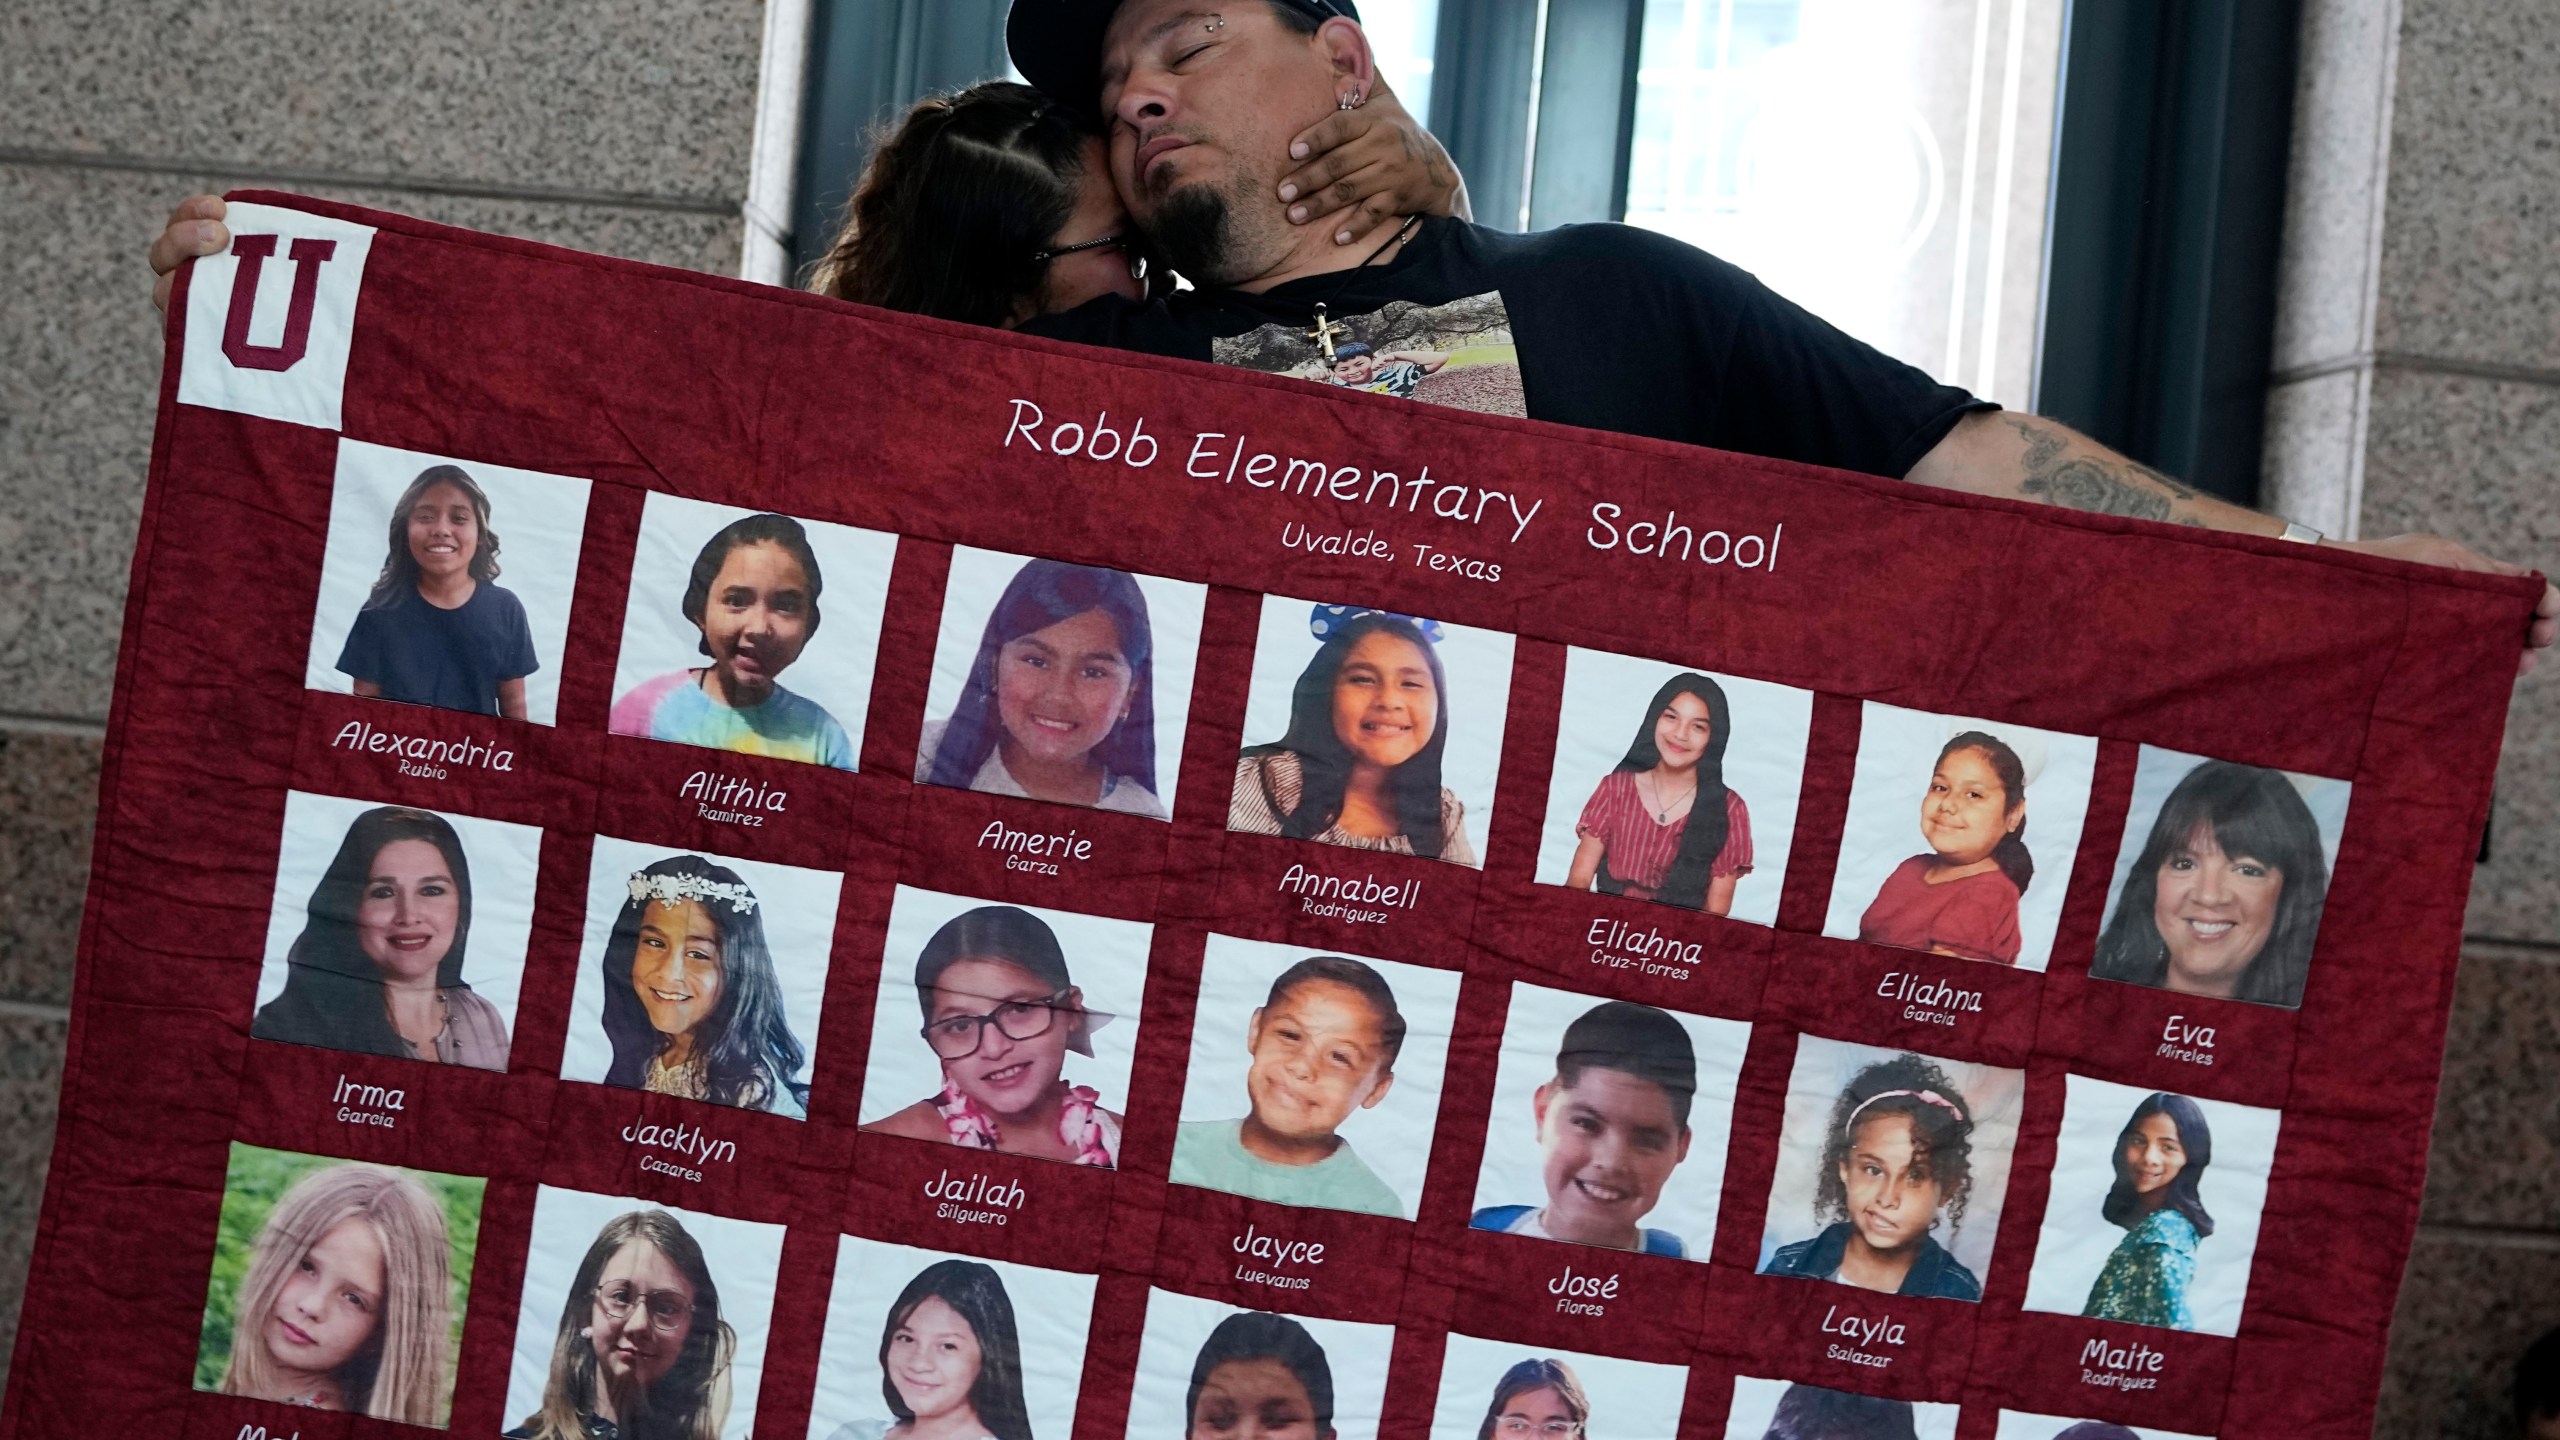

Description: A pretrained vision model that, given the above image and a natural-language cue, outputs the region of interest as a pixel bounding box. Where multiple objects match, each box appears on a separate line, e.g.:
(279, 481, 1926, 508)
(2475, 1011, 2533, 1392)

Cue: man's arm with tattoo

(1909, 411, 2260, 532)
(1906, 410, 2560, 674)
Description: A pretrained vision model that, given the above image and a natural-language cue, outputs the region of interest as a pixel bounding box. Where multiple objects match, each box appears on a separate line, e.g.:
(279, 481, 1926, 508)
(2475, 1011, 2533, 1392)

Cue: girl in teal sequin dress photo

(2082, 1093, 2215, 1329)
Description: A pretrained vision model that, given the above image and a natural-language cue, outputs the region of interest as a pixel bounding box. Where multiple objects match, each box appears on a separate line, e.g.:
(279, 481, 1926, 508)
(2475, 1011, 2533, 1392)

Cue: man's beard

(1148, 183, 1243, 288)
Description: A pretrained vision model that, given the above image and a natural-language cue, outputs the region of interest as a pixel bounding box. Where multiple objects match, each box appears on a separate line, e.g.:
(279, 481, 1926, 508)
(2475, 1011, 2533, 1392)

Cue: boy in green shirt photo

(1171, 956, 1407, 1217)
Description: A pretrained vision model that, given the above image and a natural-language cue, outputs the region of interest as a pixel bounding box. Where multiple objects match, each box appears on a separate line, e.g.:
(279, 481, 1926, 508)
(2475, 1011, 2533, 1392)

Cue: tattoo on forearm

(2003, 418, 2204, 525)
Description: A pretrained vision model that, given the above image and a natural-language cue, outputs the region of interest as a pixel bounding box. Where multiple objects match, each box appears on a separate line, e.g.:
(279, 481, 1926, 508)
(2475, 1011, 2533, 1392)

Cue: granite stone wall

(2263, 1, 2560, 1434)
(0, 0, 774, 1386)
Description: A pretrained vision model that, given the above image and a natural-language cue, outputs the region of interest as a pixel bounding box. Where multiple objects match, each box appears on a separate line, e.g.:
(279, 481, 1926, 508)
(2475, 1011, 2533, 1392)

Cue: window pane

(1361, 0, 1442, 130)
(1623, 0, 2063, 407)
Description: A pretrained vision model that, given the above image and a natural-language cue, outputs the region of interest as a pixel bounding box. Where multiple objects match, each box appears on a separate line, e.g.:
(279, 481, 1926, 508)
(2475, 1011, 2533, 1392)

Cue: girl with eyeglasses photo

(508, 1208, 737, 1440)
(1475, 1358, 1588, 1440)
(862, 905, 1123, 1167)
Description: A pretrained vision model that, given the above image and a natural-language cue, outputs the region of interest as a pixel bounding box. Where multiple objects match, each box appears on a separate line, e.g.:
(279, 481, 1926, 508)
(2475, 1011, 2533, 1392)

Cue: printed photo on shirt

(1170, 934, 1462, 1220)
(501, 1186, 784, 1440)
(195, 1142, 485, 1429)
(1231, 596, 1516, 869)
(1209, 290, 1527, 418)
(1822, 703, 2100, 972)
(1995, 1411, 2213, 1440)
(858, 886, 1153, 1169)
(916, 546, 1207, 819)
(1123, 1288, 1394, 1440)
(2020, 1074, 2280, 1338)
(1720, 1376, 1959, 1440)
(1532, 648, 1814, 925)
(807, 1235, 1098, 1440)
(304, 438, 590, 725)
(608, 493, 896, 772)
(2089, 746, 2349, 1010)
(560, 836, 838, 1119)
(1756, 1035, 2026, 1304)
(1427, 1333, 1689, 1440)
(1468, 980, 1751, 1262)
(253, 790, 538, 1072)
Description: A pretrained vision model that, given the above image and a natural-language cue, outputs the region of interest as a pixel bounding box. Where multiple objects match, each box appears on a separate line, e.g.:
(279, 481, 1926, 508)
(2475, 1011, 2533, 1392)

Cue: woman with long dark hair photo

(2091, 759, 2331, 1009)
(254, 804, 511, 1070)
(1564, 671, 1752, 914)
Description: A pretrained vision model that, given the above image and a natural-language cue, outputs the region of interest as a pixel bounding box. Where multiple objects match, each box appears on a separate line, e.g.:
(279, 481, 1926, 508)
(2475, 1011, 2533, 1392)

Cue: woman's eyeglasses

(1494, 1421, 1584, 1438)
(921, 990, 1074, 1060)
(592, 1282, 696, 1331)
(1031, 234, 1148, 283)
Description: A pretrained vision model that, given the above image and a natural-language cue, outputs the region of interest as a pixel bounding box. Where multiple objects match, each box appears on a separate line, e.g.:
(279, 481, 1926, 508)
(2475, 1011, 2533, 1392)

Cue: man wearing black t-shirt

(1006, 0, 2556, 668)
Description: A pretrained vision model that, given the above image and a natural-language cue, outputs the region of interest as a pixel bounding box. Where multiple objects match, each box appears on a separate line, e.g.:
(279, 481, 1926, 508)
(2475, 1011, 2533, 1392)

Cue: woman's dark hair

(1815, 1053, 1977, 1231)
(810, 81, 1092, 327)
(683, 513, 824, 657)
(600, 855, 809, 1112)
(2101, 1092, 2216, 1239)
(1599, 672, 1733, 909)
(926, 558, 1157, 798)
(2051, 1425, 2142, 1440)
(1760, 1382, 1916, 1440)
(519, 1209, 735, 1440)
(253, 806, 478, 1058)
(365, 464, 501, 609)
(2090, 759, 2331, 1007)
(1185, 1312, 1335, 1437)
(1243, 611, 1453, 858)
(877, 1260, 1032, 1440)
(1938, 731, 2033, 895)
(1474, 1358, 1588, 1440)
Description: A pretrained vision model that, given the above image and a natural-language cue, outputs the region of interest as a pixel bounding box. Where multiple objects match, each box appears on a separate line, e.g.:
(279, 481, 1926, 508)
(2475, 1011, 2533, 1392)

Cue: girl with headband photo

(335, 462, 540, 719)
(1857, 730, 2037, 965)
(253, 804, 512, 1070)
(918, 556, 1167, 816)
(1473, 1358, 1588, 1440)
(1564, 671, 1753, 914)
(864, 904, 1124, 1167)
(508, 1208, 738, 1440)
(2082, 1093, 2216, 1330)
(1232, 605, 1475, 864)
(202, 1160, 459, 1423)
(1761, 1053, 1984, 1301)
(597, 855, 812, 1116)
(611, 512, 857, 770)
(825, 1259, 1034, 1440)
(2090, 759, 2332, 1008)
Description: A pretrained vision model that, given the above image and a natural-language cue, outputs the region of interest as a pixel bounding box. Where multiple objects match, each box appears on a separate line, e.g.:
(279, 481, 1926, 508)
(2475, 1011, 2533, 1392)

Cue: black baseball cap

(1006, 0, 1362, 122)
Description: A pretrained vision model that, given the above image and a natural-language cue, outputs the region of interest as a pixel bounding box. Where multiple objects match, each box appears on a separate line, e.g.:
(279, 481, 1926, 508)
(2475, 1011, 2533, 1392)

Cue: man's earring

(1337, 89, 1366, 111)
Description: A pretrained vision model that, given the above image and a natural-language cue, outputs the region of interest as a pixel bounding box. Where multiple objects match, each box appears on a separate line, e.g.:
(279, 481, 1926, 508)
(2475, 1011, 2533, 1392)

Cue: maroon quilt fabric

(1, 192, 2539, 1440)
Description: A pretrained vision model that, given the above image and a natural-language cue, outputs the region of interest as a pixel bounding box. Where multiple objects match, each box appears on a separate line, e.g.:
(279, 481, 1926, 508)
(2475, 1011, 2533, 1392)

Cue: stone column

(2262, 2, 2560, 1435)
(0, 0, 777, 1383)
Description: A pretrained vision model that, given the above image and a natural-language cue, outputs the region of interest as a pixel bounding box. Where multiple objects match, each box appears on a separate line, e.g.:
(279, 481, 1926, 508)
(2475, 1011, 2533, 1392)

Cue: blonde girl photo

(196, 1145, 483, 1427)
